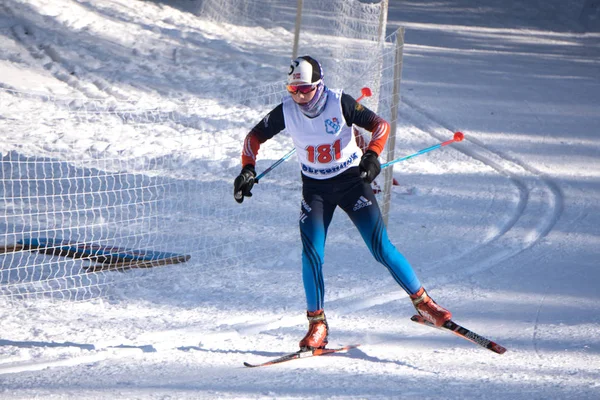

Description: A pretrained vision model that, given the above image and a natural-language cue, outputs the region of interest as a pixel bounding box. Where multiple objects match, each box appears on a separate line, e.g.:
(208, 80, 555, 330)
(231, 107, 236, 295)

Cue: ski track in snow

(10, 24, 114, 100)
(532, 290, 548, 360)
(5, 3, 276, 140)
(0, 347, 141, 375)
(401, 97, 565, 278)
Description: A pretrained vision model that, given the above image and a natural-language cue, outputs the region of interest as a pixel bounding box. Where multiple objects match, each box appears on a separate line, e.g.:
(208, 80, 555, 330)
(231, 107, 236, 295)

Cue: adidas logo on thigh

(353, 196, 372, 211)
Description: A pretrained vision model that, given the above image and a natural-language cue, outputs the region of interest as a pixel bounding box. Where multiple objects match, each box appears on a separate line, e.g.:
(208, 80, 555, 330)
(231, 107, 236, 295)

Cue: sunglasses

(286, 83, 318, 95)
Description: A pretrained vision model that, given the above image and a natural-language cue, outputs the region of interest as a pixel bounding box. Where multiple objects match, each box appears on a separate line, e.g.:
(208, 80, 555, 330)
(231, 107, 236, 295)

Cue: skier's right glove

(359, 150, 381, 184)
(233, 164, 256, 204)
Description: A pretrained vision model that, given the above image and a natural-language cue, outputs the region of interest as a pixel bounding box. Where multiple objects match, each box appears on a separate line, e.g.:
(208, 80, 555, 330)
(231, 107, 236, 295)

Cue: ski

(411, 315, 507, 354)
(243, 344, 359, 368)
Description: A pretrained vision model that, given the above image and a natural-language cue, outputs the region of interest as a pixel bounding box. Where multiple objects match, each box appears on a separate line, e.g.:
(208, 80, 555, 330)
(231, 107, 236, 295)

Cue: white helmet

(288, 56, 323, 85)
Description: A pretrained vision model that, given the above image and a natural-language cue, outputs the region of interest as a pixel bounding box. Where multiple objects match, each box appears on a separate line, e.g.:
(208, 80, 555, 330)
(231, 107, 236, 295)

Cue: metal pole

(378, 0, 389, 43)
(292, 0, 303, 59)
(370, 0, 388, 114)
(382, 27, 405, 225)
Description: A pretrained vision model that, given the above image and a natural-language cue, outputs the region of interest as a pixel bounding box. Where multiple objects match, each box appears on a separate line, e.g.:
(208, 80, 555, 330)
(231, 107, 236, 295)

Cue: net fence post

(382, 27, 405, 226)
(292, 0, 304, 59)
(378, 0, 389, 43)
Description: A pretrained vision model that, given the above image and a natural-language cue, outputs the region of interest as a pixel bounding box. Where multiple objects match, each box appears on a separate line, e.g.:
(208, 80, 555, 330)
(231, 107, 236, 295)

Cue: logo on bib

(325, 118, 341, 135)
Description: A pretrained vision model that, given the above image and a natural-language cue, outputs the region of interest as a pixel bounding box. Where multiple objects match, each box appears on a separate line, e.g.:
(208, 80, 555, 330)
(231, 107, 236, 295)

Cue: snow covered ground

(1, 0, 599, 398)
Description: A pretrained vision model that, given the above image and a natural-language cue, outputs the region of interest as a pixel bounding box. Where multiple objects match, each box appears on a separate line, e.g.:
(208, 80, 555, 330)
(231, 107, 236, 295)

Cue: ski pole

(360, 132, 464, 179)
(380, 131, 464, 169)
(255, 148, 296, 183)
(255, 87, 372, 183)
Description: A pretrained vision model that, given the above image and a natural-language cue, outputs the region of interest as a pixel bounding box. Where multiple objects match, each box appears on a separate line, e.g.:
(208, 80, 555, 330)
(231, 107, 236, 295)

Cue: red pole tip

(361, 87, 372, 97)
(454, 131, 464, 141)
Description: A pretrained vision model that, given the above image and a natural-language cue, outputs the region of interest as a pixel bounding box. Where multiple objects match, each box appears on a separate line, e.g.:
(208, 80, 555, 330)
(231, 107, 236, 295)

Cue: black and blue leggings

(299, 167, 422, 312)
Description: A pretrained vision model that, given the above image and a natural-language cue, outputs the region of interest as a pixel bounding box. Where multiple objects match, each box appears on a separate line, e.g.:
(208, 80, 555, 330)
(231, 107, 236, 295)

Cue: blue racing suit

(300, 167, 421, 311)
(242, 88, 422, 312)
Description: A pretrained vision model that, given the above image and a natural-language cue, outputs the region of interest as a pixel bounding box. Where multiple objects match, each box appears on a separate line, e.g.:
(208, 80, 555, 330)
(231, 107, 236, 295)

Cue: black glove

(359, 150, 381, 184)
(233, 165, 256, 204)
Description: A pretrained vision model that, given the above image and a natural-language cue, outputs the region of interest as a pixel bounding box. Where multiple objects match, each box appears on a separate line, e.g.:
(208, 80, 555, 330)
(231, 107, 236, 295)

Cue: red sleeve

(366, 119, 390, 156)
(241, 130, 262, 167)
(241, 104, 286, 167)
(341, 93, 389, 157)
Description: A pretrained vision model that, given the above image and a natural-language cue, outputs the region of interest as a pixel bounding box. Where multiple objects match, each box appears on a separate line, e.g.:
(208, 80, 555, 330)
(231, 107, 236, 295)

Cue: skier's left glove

(359, 150, 381, 184)
(234, 164, 256, 204)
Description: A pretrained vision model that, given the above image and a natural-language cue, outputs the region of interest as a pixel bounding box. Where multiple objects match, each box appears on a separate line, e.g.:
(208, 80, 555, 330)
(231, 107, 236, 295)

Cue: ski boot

(410, 287, 452, 327)
(299, 309, 329, 351)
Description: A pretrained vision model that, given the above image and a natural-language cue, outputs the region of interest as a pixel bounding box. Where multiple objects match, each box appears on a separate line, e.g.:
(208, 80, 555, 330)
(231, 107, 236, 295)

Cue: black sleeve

(250, 104, 286, 142)
(340, 92, 384, 132)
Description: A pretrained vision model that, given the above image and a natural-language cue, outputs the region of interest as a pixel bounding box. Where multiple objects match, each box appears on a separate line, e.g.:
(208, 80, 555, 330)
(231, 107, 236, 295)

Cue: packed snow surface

(0, 0, 599, 399)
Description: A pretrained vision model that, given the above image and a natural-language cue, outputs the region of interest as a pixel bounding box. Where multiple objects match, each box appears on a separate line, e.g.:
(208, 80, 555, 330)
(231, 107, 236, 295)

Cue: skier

(234, 56, 451, 351)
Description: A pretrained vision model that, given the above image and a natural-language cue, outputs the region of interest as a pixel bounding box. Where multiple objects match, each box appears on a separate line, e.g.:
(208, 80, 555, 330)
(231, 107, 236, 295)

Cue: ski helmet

(288, 56, 323, 85)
